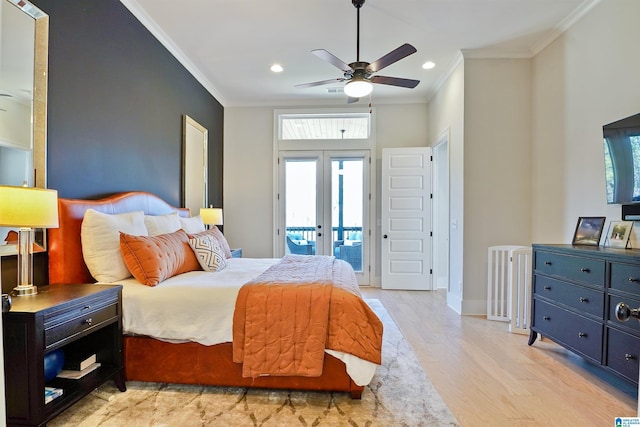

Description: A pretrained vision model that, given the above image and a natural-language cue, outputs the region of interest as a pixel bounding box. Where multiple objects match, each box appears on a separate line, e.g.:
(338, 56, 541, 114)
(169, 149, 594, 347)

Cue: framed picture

(572, 216, 606, 246)
(605, 220, 633, 248)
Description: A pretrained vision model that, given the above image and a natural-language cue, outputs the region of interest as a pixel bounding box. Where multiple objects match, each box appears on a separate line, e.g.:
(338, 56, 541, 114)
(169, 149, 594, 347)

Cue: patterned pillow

(188, 234, 228, 272)
(188, 227, 232, 259)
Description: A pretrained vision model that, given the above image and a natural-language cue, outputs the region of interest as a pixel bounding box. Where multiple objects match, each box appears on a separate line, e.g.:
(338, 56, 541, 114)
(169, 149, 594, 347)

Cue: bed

(47, 191, 382, 398)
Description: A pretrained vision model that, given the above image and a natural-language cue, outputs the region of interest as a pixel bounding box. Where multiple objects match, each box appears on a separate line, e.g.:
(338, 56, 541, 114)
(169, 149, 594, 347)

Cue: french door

(278, 150, 370, 283)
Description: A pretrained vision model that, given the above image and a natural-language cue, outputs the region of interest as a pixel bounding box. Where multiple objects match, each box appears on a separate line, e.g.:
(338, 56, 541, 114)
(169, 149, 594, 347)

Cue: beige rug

(50, 300, 459, 426)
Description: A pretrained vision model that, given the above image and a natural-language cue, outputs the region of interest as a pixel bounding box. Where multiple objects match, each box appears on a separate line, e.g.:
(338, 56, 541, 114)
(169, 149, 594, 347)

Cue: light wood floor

(361, 288, 638, 426)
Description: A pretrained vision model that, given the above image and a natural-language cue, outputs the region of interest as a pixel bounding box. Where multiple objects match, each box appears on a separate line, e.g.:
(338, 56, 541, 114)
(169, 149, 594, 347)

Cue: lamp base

(12, 284, 38, 296)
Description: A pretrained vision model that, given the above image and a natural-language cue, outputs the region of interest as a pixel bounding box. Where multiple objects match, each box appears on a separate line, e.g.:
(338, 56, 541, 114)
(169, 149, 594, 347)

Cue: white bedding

(105, 257, 378, 386)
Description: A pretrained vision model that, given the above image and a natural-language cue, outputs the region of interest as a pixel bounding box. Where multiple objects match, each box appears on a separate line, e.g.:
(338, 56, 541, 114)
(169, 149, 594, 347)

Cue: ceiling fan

(296, 0, 420, 101)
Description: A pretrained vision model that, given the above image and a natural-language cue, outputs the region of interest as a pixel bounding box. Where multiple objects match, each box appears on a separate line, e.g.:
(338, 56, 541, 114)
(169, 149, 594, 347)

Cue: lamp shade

(344, 79, 373, 98)
(0, 186, 59, 228)
(200, 207, 223, 225)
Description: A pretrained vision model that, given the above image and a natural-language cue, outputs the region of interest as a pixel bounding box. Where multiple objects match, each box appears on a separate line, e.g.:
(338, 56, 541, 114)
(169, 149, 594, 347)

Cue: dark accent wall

(30, 0, 224, 208)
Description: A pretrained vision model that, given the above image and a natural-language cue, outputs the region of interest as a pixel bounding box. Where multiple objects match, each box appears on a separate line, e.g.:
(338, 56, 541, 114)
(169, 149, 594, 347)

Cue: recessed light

(270, 64, 283, 73)
(422, 61, 435, 70)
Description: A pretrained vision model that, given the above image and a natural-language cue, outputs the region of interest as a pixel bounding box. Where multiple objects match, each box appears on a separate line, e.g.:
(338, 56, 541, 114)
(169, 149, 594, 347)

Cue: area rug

(50, 299, 459, 426)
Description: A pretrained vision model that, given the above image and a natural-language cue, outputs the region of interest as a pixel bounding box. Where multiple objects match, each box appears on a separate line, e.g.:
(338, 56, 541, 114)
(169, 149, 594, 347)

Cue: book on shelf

(57, 362, 101, 380)
(63, 352, 97, 371)
(45, 387, 63, 404)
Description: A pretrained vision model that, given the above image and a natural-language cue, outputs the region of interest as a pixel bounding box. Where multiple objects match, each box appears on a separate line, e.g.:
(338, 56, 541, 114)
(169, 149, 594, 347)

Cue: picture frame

(572, 216, 606, 246)
(604, 220, 633, 248)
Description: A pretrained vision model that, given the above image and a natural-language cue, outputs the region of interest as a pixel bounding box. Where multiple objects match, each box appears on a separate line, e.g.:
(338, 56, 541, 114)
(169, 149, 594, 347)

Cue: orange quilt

(232, 255, 383, 378)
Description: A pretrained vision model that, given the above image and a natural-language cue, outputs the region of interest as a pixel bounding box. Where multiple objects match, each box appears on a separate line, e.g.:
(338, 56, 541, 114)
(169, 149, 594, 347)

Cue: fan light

(344, 79, 373, 98)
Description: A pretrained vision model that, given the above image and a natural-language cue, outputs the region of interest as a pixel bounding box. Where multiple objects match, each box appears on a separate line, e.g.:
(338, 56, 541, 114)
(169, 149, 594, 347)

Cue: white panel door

(381, 147, 432, 290)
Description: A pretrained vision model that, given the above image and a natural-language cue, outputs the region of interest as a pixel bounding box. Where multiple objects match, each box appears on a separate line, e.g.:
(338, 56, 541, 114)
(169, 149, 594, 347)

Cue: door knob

(383, 235, 388, 239)
(615, 303, 640, 322)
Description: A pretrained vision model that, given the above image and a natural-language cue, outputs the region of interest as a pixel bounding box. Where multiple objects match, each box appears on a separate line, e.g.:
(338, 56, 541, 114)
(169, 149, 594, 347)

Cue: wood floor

(361, 288, 638, 426)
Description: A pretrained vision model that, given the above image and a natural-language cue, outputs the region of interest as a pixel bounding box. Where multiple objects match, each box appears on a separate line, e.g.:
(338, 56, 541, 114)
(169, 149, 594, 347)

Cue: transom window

(279, 113, 370, 140)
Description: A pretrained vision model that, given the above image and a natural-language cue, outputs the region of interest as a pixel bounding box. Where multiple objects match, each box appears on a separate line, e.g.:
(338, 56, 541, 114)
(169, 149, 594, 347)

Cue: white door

(381, 147, 432, 290)
(278, 150, 370, 284)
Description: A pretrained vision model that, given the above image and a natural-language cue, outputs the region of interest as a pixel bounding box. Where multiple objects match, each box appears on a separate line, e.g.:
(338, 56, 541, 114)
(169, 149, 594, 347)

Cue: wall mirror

(0, 0, 49, 256)
(182, 115, 208, 216)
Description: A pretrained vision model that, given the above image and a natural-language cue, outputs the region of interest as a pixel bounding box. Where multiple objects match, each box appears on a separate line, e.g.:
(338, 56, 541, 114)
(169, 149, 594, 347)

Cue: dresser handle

(543, 316, 550, 321)
(543, 286, 551, 291)
(544, 261, 552, 265)
(579, 297, 588, 303)
(84, 318, 93, 326)
(628, 277, 640, 283)
(82, 305, 91, 311)
(578, 332, 587, 338)
(625, 353, 635, 361)
(580, 268, 590, 273)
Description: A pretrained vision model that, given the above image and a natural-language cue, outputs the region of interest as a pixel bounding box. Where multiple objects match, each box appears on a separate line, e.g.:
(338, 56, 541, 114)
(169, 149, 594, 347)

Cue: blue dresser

(529, 244, 640, 384)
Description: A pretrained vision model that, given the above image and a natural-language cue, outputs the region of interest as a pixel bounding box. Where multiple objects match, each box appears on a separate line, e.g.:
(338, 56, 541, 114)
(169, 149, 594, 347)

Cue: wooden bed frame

(47, 191, 364, 398)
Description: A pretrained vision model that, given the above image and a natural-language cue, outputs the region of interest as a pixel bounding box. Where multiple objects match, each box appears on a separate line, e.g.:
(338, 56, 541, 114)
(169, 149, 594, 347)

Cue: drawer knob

(543, 286, 551, 291)
(579, 297, 588, 303)
(625, 353, 635, 361)
(580, 268, 590, 273)
(628, 277, 640, 283)
(544, 261, 552, 265)
(84, 318, 93, 326)
(615, 303, 640, 322)
(578, 332, 587, 338)
(543, 316, 550, 321)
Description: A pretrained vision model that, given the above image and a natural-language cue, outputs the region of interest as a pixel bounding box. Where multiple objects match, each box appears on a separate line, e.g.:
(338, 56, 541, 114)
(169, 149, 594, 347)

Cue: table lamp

(200, 206, 223, 229)
(0, 185, 58, 296)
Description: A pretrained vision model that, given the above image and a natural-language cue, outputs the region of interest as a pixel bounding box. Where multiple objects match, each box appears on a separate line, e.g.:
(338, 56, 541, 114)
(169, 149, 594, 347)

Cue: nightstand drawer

(610, 262, 640, 296)
(533, 299, 603, 362)
(45, 303, 118, 349)
(607, 328, 640, 383)
(535, 251, 604, 287)
(534, 276, 603, 317)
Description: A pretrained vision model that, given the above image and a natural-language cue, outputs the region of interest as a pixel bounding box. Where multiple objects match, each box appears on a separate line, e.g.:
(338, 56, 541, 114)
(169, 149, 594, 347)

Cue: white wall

(224, 103, 428, 285)
(531, 0, 640, 244)
(427, 60, 465, 311)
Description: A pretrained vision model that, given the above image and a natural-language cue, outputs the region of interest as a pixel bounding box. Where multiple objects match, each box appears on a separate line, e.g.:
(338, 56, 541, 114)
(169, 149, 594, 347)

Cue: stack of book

(57, 352, 101, 380)
(44, 387, 63, 404)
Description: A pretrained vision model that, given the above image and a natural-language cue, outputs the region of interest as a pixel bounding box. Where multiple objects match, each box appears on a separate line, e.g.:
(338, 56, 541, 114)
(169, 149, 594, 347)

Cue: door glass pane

(284, 159, 317, 255)
(331, 158, 363, 271)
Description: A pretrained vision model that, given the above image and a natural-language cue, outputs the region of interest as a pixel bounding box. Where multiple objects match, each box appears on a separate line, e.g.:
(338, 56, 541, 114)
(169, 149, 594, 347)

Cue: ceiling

(121, 0, 598, 107)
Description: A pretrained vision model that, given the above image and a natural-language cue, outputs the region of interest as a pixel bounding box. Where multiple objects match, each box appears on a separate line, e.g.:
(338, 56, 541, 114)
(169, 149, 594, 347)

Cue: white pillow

(188, 234, 228, 272)
(144, 212, 181, 236)
(180, 215, 205, 234)
(81, 209, 147, 282)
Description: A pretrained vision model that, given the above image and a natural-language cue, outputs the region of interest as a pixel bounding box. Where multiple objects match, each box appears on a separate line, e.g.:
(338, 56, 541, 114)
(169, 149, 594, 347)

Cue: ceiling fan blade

(367, 43, 417, 73)
(295, 78, 345, 88)
(311, 49, 353, 72)
(347, 96, 360, 104)
(370, 75, 420, 89)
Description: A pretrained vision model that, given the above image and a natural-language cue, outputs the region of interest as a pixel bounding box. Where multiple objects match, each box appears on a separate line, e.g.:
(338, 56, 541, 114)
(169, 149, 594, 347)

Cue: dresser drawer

(534, 275, 603, 317)
(610, 262, 640, 296)
(45, 303, 118, 349)
(606, 328, 640, 384)
(534, 251, 604, 287)
(533, 299, 603, 362)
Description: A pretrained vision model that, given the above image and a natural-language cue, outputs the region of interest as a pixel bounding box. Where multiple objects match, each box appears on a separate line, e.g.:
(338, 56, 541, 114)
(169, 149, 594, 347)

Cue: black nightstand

(3, 284, 125, 426)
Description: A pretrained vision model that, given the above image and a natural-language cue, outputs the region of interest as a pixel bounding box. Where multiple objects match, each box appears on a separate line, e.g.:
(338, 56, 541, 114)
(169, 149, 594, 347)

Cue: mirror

(0, 0, 48, 256)
(182, 115, 208, 216)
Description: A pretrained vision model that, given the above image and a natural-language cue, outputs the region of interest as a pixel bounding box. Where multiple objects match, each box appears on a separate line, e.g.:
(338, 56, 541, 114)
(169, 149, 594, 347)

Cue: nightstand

(3, 284, 125, 426)
(231, 248, 242, 258)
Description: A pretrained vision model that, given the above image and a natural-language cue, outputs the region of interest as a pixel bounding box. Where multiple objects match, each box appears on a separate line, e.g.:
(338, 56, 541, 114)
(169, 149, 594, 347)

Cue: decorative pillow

(144, 212, 181, 236)
(179, 215, 206, 234)
(189, 227, 232, 259)
(188, 233, 228, 272)
(119, 229, 201, 286)
(81, 209, 147, 283)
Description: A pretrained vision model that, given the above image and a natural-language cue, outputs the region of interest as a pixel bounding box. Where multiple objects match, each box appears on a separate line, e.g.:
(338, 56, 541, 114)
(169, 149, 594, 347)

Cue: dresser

(3, 284, 125, 426)
(529, 244, 640, 384)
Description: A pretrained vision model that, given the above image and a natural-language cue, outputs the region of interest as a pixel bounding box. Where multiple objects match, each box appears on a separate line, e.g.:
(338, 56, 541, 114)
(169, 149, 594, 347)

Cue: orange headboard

(48, 191, 190, 285)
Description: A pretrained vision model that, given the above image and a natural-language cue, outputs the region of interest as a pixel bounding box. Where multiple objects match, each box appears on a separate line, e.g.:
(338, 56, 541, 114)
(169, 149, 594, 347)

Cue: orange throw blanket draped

(232, 255, 383, 379)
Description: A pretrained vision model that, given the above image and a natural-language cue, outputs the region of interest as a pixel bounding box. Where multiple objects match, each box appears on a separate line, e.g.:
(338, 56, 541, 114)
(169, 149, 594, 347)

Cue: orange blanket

(232, 255, 383, 378)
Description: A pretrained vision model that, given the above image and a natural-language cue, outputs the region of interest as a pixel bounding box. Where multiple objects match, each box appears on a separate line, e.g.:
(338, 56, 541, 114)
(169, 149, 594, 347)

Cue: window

(279, 114, 370, 140)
